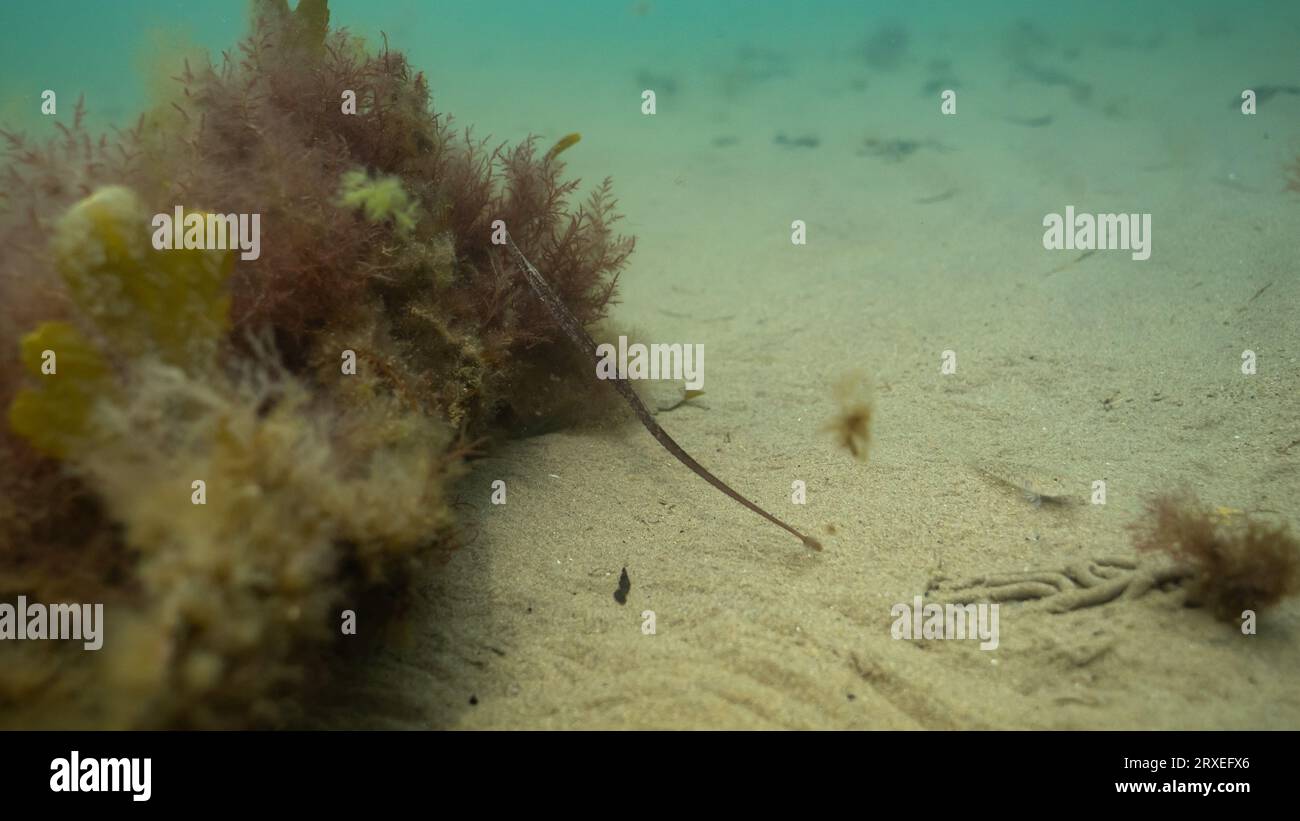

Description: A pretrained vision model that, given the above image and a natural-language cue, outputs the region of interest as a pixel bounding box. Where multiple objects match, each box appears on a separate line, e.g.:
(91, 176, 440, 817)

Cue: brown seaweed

(0, 0, 638, 727)
(1131, 494, 1300, 621)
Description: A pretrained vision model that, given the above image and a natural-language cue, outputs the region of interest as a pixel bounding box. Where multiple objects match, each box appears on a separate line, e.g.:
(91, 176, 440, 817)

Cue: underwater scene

(0, 0, 1298, 730)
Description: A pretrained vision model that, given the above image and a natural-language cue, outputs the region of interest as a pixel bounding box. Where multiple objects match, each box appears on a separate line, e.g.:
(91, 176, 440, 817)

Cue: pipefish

(504, 234, 822, 551)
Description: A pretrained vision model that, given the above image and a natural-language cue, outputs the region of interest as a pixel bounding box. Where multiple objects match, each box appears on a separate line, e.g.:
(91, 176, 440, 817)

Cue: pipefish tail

(504, 234, 822, 551)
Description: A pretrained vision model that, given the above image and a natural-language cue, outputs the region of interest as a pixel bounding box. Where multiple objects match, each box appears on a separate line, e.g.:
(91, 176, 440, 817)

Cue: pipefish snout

(504, 234, 821, 551)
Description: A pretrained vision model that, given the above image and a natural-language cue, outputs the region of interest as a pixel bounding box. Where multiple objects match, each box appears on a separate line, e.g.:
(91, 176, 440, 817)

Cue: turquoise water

(5, 2, 1298, 134)
(4, 2, 1298, 220)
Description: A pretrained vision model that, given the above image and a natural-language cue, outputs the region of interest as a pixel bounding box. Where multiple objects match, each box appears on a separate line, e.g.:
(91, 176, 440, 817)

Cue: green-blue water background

(1, 0, 1297, 373)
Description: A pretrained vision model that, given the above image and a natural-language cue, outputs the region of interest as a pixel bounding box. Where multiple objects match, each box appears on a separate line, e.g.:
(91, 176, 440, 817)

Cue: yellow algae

(1212, 505, 1245, 522)
(291, 0, 331, 52)
(544, 132, 582, 162)
(8, 322, 110, 457)
(337, 168, 420, 235)
(250, 0, 330, 54)
(9, 186, 233, 455)
(52, 185, 232, 367)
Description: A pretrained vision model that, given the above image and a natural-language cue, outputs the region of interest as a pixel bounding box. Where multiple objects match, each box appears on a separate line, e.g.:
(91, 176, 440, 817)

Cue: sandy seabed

(302, 11, 1300, 730)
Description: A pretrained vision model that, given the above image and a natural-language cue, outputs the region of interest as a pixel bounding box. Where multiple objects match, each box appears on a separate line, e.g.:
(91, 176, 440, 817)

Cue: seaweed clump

(0, 1, 633, 727)
(1131, 494, 1300, 622)
(823, 371, 873, 462)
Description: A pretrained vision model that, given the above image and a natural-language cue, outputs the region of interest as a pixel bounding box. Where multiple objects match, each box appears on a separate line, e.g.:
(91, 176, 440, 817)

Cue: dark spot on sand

(857, 136, 948, 162)
(774, 132, 820, 149)
(614, 566, 631, 604)
(1003, 114, 1054, 127)
(862, 21, 909, 70)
